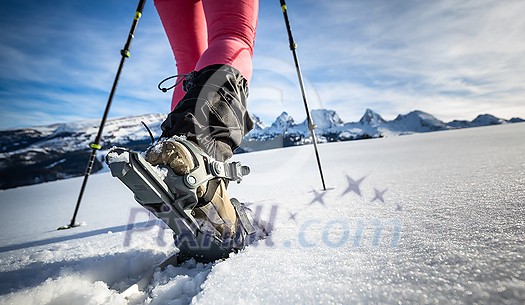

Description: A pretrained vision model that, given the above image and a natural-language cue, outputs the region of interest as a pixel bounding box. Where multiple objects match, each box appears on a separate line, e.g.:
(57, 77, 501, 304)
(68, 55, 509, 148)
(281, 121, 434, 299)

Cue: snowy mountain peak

(509, 117, 525, 123)
(310, 109, 344, 130)
(470, 114, 505, 127)
(271, 112, 295, 130)
(359, 108, 386, 126)
(391, 110, 448, 132)
(250, 114, 266, 130)
(394, 110, 433, 120)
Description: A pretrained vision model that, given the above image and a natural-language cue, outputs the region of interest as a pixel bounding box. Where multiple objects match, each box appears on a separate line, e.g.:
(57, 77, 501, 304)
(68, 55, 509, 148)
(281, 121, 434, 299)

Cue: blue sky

(1, 0, 524, 129)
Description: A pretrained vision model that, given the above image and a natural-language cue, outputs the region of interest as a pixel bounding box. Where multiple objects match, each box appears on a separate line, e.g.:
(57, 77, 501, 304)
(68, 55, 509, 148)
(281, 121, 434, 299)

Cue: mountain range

(241, 109, 523, 150)
(0, 109, 523, 189)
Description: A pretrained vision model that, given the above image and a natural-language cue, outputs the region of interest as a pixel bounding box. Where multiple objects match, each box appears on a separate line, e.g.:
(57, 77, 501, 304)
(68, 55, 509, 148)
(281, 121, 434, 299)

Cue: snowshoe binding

(106, 136, 257, 263)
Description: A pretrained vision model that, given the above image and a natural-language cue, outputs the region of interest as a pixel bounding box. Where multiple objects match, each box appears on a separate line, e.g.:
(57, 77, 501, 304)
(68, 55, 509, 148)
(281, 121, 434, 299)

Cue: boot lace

(157, 72, 197, 93)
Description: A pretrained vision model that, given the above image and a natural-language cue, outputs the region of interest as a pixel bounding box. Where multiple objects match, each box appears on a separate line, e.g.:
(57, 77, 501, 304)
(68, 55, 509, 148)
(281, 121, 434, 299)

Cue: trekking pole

(58, 0, 147, 230)
(279, 0, 327, 191)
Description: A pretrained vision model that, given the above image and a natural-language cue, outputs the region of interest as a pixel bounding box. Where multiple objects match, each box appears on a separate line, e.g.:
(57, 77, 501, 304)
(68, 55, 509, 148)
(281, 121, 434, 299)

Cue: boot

(148, 64, 254, 238)
(160, 64, 254, 162)
(145, 137, 238, 236)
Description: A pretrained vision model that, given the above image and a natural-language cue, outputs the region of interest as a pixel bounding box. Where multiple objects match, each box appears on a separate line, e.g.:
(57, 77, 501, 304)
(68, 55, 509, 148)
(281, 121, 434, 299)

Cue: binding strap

(231, 198, 257, 235)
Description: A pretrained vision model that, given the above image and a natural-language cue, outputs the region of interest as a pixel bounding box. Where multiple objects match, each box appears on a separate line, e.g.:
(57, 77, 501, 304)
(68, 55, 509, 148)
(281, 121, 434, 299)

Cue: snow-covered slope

(1, 113, 166, 155)
(0, 114, 166, 189)
(1, 110, 523, 190)
(1, 123, 524, 304)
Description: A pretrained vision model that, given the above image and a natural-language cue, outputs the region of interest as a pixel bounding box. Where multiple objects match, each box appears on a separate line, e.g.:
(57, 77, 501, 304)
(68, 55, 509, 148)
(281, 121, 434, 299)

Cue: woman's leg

(197, 0, 259, 83)
(153, 0, 260, 246)
(154, 0, 208, 110)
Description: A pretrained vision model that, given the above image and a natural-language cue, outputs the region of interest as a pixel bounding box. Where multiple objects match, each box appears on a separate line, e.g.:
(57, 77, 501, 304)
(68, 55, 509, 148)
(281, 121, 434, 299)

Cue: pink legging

(154, 0, 259, 110)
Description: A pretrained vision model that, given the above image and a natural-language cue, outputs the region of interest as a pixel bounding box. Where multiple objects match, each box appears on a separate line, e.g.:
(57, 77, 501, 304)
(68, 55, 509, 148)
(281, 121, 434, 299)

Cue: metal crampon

(106, 138, 255, 262)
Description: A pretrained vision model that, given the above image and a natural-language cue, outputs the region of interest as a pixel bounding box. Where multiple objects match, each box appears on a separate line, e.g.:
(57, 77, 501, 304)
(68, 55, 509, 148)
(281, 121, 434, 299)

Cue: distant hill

(0, 110, 522, 189)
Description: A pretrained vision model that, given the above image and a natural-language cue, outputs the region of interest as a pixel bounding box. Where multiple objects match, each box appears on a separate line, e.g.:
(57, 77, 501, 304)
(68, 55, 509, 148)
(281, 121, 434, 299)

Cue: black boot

(160, 64, 254, 162)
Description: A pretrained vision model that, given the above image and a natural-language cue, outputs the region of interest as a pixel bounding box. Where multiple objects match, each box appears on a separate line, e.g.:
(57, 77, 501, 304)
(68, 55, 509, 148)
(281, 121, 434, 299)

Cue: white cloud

(0, 1, 175, 128)
(1, 0, 524, 129)
(262, 0, 525, 121)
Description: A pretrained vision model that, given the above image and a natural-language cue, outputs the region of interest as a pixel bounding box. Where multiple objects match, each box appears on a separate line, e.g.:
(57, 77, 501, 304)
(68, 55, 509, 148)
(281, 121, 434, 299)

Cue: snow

(245, 109, 456, 144)
(1, 123, 525, 304)
(309, 109, 344, 130)
(4, 109, 520, 176)
(267, 112, 296, 135)
(44, 158, 67, 169)
(107, 150, 130, 164)
(2, 113, 166, 158)
(359, 108, 386, 126)
(151, 166, 169, 181)
(470, 114, 506, 127)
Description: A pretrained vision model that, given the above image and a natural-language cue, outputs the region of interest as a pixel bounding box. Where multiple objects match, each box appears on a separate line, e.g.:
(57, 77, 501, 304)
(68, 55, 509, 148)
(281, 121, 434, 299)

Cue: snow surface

(1, 123, 525, 304)
(107, 150, 130, 164)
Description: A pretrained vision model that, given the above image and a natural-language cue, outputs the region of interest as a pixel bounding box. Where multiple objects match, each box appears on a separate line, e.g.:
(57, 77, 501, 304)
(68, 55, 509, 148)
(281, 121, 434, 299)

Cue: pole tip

(57, 222, 82, 230)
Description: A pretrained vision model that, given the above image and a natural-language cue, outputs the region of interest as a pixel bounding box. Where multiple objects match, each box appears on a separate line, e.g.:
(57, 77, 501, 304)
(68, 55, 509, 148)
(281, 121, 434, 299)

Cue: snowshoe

(106, 136, 256, 263)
